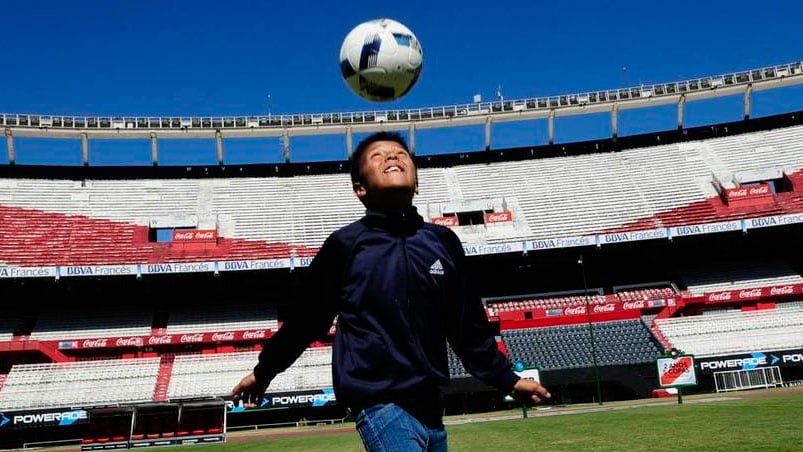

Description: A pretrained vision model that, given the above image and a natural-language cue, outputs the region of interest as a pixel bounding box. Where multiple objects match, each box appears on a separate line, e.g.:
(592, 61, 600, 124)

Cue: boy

(232, 131, 549, 451)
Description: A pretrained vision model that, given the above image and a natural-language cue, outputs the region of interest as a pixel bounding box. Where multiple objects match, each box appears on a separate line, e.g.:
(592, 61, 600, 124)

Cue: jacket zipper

(400, 227, 429, 370)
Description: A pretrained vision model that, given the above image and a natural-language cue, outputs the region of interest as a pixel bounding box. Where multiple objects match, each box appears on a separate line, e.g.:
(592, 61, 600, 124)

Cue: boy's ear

(353, 181, 367, 200)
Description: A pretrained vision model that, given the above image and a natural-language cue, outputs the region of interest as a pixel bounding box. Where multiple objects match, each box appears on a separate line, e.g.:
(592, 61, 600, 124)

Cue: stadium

(1, 59, 803, 450)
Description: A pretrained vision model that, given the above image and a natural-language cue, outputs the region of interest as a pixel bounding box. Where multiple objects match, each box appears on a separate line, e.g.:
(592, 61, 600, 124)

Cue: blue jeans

(355, 403, 448, 452)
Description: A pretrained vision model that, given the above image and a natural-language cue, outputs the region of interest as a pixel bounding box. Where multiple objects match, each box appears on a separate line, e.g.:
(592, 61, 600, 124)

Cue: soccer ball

(339, 18, 423, 102)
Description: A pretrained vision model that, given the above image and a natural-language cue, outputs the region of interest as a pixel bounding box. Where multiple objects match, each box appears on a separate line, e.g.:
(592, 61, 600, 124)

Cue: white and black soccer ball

(339, 18, 423, 102)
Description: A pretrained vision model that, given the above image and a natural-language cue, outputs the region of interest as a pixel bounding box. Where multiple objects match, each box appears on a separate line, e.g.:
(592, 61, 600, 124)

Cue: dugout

(129, 399, 225, 446)
(175, 399, 226, 437)
(77, 399, 225, 450)
(80, 406, 134, 449)
(130, 402, 180, 441)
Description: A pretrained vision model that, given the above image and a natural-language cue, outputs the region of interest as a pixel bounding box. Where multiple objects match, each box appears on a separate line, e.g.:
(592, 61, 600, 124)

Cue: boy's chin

(374, 184, 416, 195)
(363, 188, 416, 207)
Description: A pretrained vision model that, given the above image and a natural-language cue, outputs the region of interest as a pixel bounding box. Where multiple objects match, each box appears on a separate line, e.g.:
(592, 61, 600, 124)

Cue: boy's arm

(438, 227, 520, 392)
(252, 233, 345, 387)
(242, 234, 343, 393)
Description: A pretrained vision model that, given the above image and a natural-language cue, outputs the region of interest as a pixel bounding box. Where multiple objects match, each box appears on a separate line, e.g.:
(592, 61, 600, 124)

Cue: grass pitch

(194, 388, 803, 451)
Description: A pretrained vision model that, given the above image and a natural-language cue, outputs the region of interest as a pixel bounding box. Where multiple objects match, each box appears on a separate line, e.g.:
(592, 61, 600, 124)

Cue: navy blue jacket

(253, 206, 519, 425)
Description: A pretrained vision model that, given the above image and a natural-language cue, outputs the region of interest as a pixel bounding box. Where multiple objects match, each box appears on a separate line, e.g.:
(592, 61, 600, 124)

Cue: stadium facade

(1, 61, 802, 449)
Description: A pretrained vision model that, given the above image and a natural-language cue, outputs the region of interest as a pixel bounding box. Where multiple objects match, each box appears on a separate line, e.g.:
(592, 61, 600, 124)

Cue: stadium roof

(3, 61, 803, 166)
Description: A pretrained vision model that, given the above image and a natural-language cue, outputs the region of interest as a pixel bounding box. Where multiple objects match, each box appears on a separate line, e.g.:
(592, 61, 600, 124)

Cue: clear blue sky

(2, 0, 802, 166)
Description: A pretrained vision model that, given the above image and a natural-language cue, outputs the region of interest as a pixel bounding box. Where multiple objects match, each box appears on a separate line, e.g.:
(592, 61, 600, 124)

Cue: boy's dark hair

(350, 131, 411, 184)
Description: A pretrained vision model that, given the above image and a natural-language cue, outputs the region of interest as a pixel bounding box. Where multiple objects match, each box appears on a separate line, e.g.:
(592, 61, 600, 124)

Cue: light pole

(578, 255, 603, 405)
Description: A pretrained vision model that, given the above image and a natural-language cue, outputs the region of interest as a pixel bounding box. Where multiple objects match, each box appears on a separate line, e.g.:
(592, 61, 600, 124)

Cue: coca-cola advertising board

(484, 211, 513, 224)
(55, 329, 272, 350)
(704, 284, 801, 304)
(431, 216, 458, 226)
(723, 183, 773, 207)
(172, 229, 218, 242)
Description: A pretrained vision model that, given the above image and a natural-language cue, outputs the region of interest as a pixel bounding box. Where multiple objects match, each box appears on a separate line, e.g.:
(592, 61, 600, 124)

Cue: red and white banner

(657, 356, 696, 387)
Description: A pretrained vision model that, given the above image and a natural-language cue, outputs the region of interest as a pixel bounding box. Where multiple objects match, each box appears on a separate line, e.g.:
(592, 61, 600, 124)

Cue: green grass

(193, 390, 803, 451)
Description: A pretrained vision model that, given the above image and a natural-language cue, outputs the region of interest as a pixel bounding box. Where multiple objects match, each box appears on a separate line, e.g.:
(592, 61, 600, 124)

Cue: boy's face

(353, 139, 417, 207)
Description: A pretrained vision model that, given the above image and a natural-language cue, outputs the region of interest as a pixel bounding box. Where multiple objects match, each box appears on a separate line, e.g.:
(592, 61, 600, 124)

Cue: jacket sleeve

(440, 228, 520, 394)
(252, 233, 344, 387)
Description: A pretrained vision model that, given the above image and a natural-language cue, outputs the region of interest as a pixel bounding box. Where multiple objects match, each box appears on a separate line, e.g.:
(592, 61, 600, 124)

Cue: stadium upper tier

(1, 61, 802, 159)
(0, 117, 802, 270)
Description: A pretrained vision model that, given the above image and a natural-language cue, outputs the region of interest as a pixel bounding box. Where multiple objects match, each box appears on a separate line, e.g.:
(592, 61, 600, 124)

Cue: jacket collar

(363, 206, 424, 235)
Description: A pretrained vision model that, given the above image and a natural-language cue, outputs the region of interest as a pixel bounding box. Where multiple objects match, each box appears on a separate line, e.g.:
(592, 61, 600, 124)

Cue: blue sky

(2, 0, 802, 166)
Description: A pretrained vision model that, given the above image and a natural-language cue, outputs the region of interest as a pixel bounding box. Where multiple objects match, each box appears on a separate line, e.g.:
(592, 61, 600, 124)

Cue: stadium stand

(0, 318, 16, 342)
(28, 306, 152, 341)
(1, 69, 803, 448)
(655, 302, 803, 356)
(677, 260, 803, 295)
(167, 347, 332, 401)
(502, 319, 662, 370)
(0, 358, 161, 411)
(0, 124, 801, 264)
(163, 304, 278, 335)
